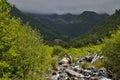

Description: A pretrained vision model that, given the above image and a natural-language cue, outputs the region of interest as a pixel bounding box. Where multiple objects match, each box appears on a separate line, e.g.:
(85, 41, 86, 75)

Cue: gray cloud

(7, 0, 120, 14)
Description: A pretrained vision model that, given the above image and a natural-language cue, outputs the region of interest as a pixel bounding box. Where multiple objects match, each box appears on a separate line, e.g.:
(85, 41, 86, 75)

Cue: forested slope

(64, 10, 120, 48)
(0, 1, 52, 79)
(27, 11, 109, 40)
(10, 5, 58, 41)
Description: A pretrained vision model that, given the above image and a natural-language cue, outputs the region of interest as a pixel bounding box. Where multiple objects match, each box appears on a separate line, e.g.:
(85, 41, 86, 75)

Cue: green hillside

(0, 1, 53, 79)
(64, 10, 120, 48)
(10, 6, 59, 41)
(10, 6, 109, 45)
(27, 12, 109, 40)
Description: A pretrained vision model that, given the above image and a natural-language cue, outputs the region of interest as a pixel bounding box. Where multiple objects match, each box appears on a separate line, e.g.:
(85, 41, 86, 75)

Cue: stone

(58, 55, 73, 65)
(51, 54, 112, 80)
(99, 76, 111, 80)
(91, 53, 100, 63)
(65, 69, 84, 77)
(51, 72, 59, 80)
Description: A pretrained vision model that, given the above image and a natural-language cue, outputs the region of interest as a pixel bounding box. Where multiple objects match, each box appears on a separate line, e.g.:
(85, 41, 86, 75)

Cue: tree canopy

(0, 0, 52, 79)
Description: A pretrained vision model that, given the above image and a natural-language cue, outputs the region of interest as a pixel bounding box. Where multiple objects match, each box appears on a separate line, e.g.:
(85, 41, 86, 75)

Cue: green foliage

(103, 28, 120, 79)
(52, 46, 66, 56)
(81, 60, 104, 69)
(0, 1, 52, 80)
(52, 44, 104, 62)
(67, 44, 104, 62)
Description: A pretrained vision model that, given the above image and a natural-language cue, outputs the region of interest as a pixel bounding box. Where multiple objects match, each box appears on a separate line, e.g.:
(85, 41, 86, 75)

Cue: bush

(103, 29, 120, 79)
(52, 46, 66, 56)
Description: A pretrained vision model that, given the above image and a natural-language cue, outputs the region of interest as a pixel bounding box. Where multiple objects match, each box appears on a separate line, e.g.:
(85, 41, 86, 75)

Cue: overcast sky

(7, 0, 120, 14)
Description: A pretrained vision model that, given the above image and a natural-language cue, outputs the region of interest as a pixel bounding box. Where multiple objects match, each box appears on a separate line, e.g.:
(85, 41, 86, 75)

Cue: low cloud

(7, 0, 120, 14)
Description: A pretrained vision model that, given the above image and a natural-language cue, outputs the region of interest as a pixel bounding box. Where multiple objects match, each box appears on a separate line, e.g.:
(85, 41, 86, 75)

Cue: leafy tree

(103, 28, 120, 79)
(0, 0, 52, 80)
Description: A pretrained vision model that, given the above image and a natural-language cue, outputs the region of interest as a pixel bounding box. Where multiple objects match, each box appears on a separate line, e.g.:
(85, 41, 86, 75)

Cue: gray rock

(99, 76, 111, 80)
(51, 54, 112, 80)
(65, 69, 84, 77)
(51, 73, 59, 80)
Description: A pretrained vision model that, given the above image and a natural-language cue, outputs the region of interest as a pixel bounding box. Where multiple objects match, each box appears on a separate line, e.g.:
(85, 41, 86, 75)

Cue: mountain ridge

(10, 5, 110, 45)
(10, 6, 59, 41)
(25, 11, 109, 41)
(64, 9, 120, 48)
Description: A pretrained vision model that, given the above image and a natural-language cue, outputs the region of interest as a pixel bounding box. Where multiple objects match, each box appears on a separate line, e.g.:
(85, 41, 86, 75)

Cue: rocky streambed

(51, 53, 113, 80)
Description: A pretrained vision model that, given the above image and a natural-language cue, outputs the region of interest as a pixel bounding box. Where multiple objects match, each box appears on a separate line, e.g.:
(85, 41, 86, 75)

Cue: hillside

(0, 1, 53, 79)
(26, 11, 109, 40)
(66, 9, 120, 48)
(10, 6, 109, 44)
(10, 6, 58, 41)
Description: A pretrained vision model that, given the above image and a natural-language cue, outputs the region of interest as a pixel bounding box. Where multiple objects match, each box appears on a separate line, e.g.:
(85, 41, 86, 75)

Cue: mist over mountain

(8, 0, 120, 14)
(10, 6, 60, 41)
(25, 11, 109, 41)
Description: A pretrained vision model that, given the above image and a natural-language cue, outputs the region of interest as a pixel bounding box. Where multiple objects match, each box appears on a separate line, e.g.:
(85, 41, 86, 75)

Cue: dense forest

(0, 0, 120, 80)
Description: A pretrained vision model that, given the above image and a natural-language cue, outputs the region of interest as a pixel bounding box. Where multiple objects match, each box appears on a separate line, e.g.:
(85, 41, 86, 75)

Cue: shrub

(103, 29, 120, 79)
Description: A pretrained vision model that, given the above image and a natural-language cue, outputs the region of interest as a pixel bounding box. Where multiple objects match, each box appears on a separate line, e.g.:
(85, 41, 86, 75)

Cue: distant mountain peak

(80, 11, 99, 17)
(82, 11, 97, 14)
(81, 11, 109, 16)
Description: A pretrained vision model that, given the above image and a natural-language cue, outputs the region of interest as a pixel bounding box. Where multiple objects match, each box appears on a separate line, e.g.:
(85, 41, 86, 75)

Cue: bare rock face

(51, 53, 112, 80)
